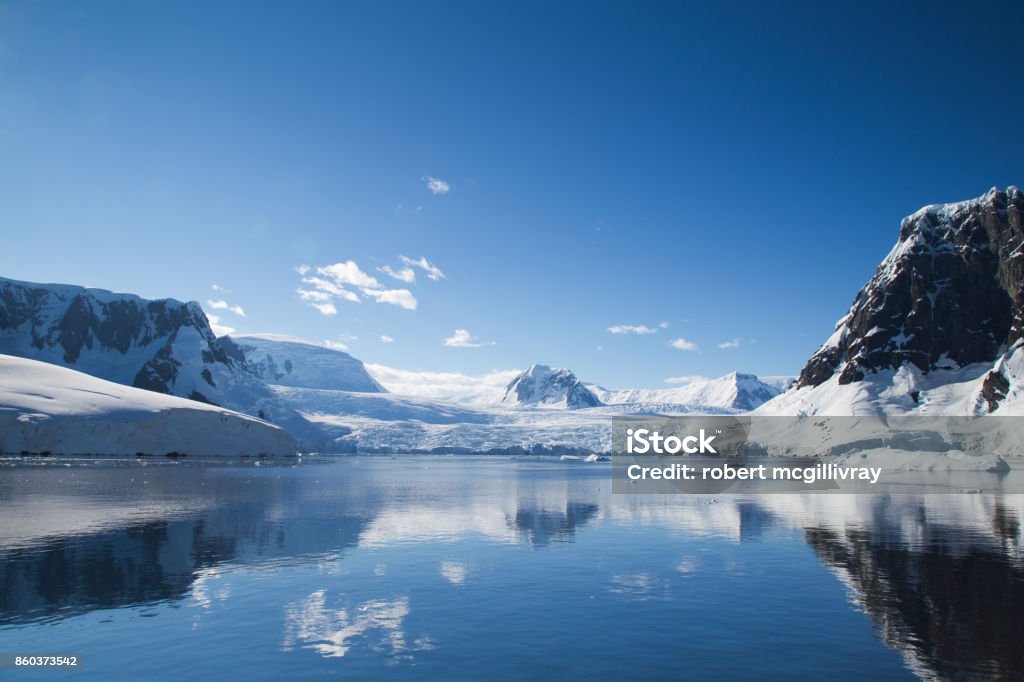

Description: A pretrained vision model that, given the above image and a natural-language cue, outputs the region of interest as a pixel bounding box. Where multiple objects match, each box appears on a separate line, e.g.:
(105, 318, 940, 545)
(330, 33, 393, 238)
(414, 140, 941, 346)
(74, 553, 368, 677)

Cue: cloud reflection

(282, 590, 426, 660)
(440, 561, 467, 586)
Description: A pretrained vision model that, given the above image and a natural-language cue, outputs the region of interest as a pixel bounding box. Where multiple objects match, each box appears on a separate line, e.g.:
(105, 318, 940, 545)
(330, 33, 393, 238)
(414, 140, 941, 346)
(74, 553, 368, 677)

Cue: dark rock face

(798, 187, 1024, 389)
(218, 335, 249, 365)
(563, 381, 602, 408)
(981, 370, 1010, 412)
(0, 277, 237, 401)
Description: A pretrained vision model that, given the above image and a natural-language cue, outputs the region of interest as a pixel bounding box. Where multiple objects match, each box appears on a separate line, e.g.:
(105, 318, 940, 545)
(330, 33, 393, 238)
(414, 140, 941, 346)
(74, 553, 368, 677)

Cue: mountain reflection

(804, 503, 1024, 680)
(0, 461, 378, 624)
(0, 458, 607, 624)
(511, 502, 599, 546)
(2, 520, 205, 621)
(1, 458, 1023, 680)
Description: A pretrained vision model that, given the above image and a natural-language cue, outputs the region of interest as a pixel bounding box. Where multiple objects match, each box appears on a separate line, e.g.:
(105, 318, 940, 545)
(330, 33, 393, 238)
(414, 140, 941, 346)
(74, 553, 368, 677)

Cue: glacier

(232, 333, 386, 393)
(264, 356, 785, 454)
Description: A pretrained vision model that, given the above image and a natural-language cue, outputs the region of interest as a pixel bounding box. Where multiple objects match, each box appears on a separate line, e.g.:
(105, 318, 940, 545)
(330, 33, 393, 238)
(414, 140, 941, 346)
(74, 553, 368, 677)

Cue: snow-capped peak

(502, 364, 602, 409)
(590, 371, 784, 412)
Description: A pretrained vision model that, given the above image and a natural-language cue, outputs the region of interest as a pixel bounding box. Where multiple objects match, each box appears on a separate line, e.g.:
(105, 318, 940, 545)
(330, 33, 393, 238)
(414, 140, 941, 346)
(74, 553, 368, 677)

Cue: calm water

(1, 456, 1022, 680)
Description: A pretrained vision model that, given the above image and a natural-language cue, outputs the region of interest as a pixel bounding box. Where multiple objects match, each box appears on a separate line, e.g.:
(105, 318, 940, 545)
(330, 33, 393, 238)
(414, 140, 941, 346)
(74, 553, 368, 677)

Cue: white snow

(590, 372, 782, 413)
(0, 354, 296, 456)
(232, 334, 386, 393)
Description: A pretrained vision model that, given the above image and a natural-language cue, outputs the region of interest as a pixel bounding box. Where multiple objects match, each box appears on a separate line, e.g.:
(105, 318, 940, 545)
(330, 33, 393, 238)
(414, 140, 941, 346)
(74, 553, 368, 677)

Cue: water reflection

(805, 512, 1024, 679)
(512, 501, 599, 546)
(0, 457, 1022, 679)
(282, 591, 426, 660)
(0, 461, 376, 624)
(1, 519, 206, 621)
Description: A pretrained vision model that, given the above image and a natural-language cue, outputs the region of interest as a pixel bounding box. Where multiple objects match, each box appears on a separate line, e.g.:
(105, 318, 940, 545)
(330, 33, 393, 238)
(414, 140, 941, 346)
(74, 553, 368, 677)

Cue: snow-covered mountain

(501, 364, 602, 409)
(760, 186, 1024, 416)
(590, 372, 783, 412)
(0, 276, 321, 445)
(0, 354, 296, 456)
(230, 334, 386, 393)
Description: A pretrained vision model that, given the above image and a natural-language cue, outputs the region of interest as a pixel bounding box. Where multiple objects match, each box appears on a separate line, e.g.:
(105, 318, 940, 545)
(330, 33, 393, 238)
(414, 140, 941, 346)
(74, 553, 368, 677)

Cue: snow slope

(0, 355, 297, 455)
(590, 372, 782, 413)
(759, 343, 1024, 417)
(231, 334, 386, 392)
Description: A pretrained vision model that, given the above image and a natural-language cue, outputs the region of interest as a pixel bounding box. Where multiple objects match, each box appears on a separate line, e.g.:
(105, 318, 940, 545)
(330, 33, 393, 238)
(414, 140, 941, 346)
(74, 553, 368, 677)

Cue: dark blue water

(1, 456, 1021, 680)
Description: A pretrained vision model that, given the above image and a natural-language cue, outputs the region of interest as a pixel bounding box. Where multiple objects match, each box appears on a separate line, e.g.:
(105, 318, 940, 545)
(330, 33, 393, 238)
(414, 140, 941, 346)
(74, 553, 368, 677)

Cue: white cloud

(665, 375, 710, 385)
(295, 289, 341, 315)
(295, 259, 423, 313)
(319, 261, 381, 289)
(378, 265, 417, 283)
(299, 277, 361, 303)
(380, 335, 394, 344)
(668, 338, 698, 351)
(211, 283, 231, 293)
(717, 339, 741, 349)
(399, 255, 446, 281)
(363, 288, 417, 310)
(299, 277, 345, 297)
(296, 288, 331, 303)
(659, 321, 670, 329)
(206, 313, 235, 337)
(206, 299, 246, 317)
(424, 176, 450, 195)
(365, 364, 519, 402)
(312, 302, 337, 316)
(323, 339, 348, 351)
(377, 257, 445, 284)
(607, 324, 657, 335)
(443, 328, 492, 348)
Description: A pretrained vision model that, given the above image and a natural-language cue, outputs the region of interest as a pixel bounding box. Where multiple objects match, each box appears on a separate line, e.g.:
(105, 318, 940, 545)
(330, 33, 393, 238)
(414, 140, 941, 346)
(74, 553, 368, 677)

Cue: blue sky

(2, 0, 1023, 388)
